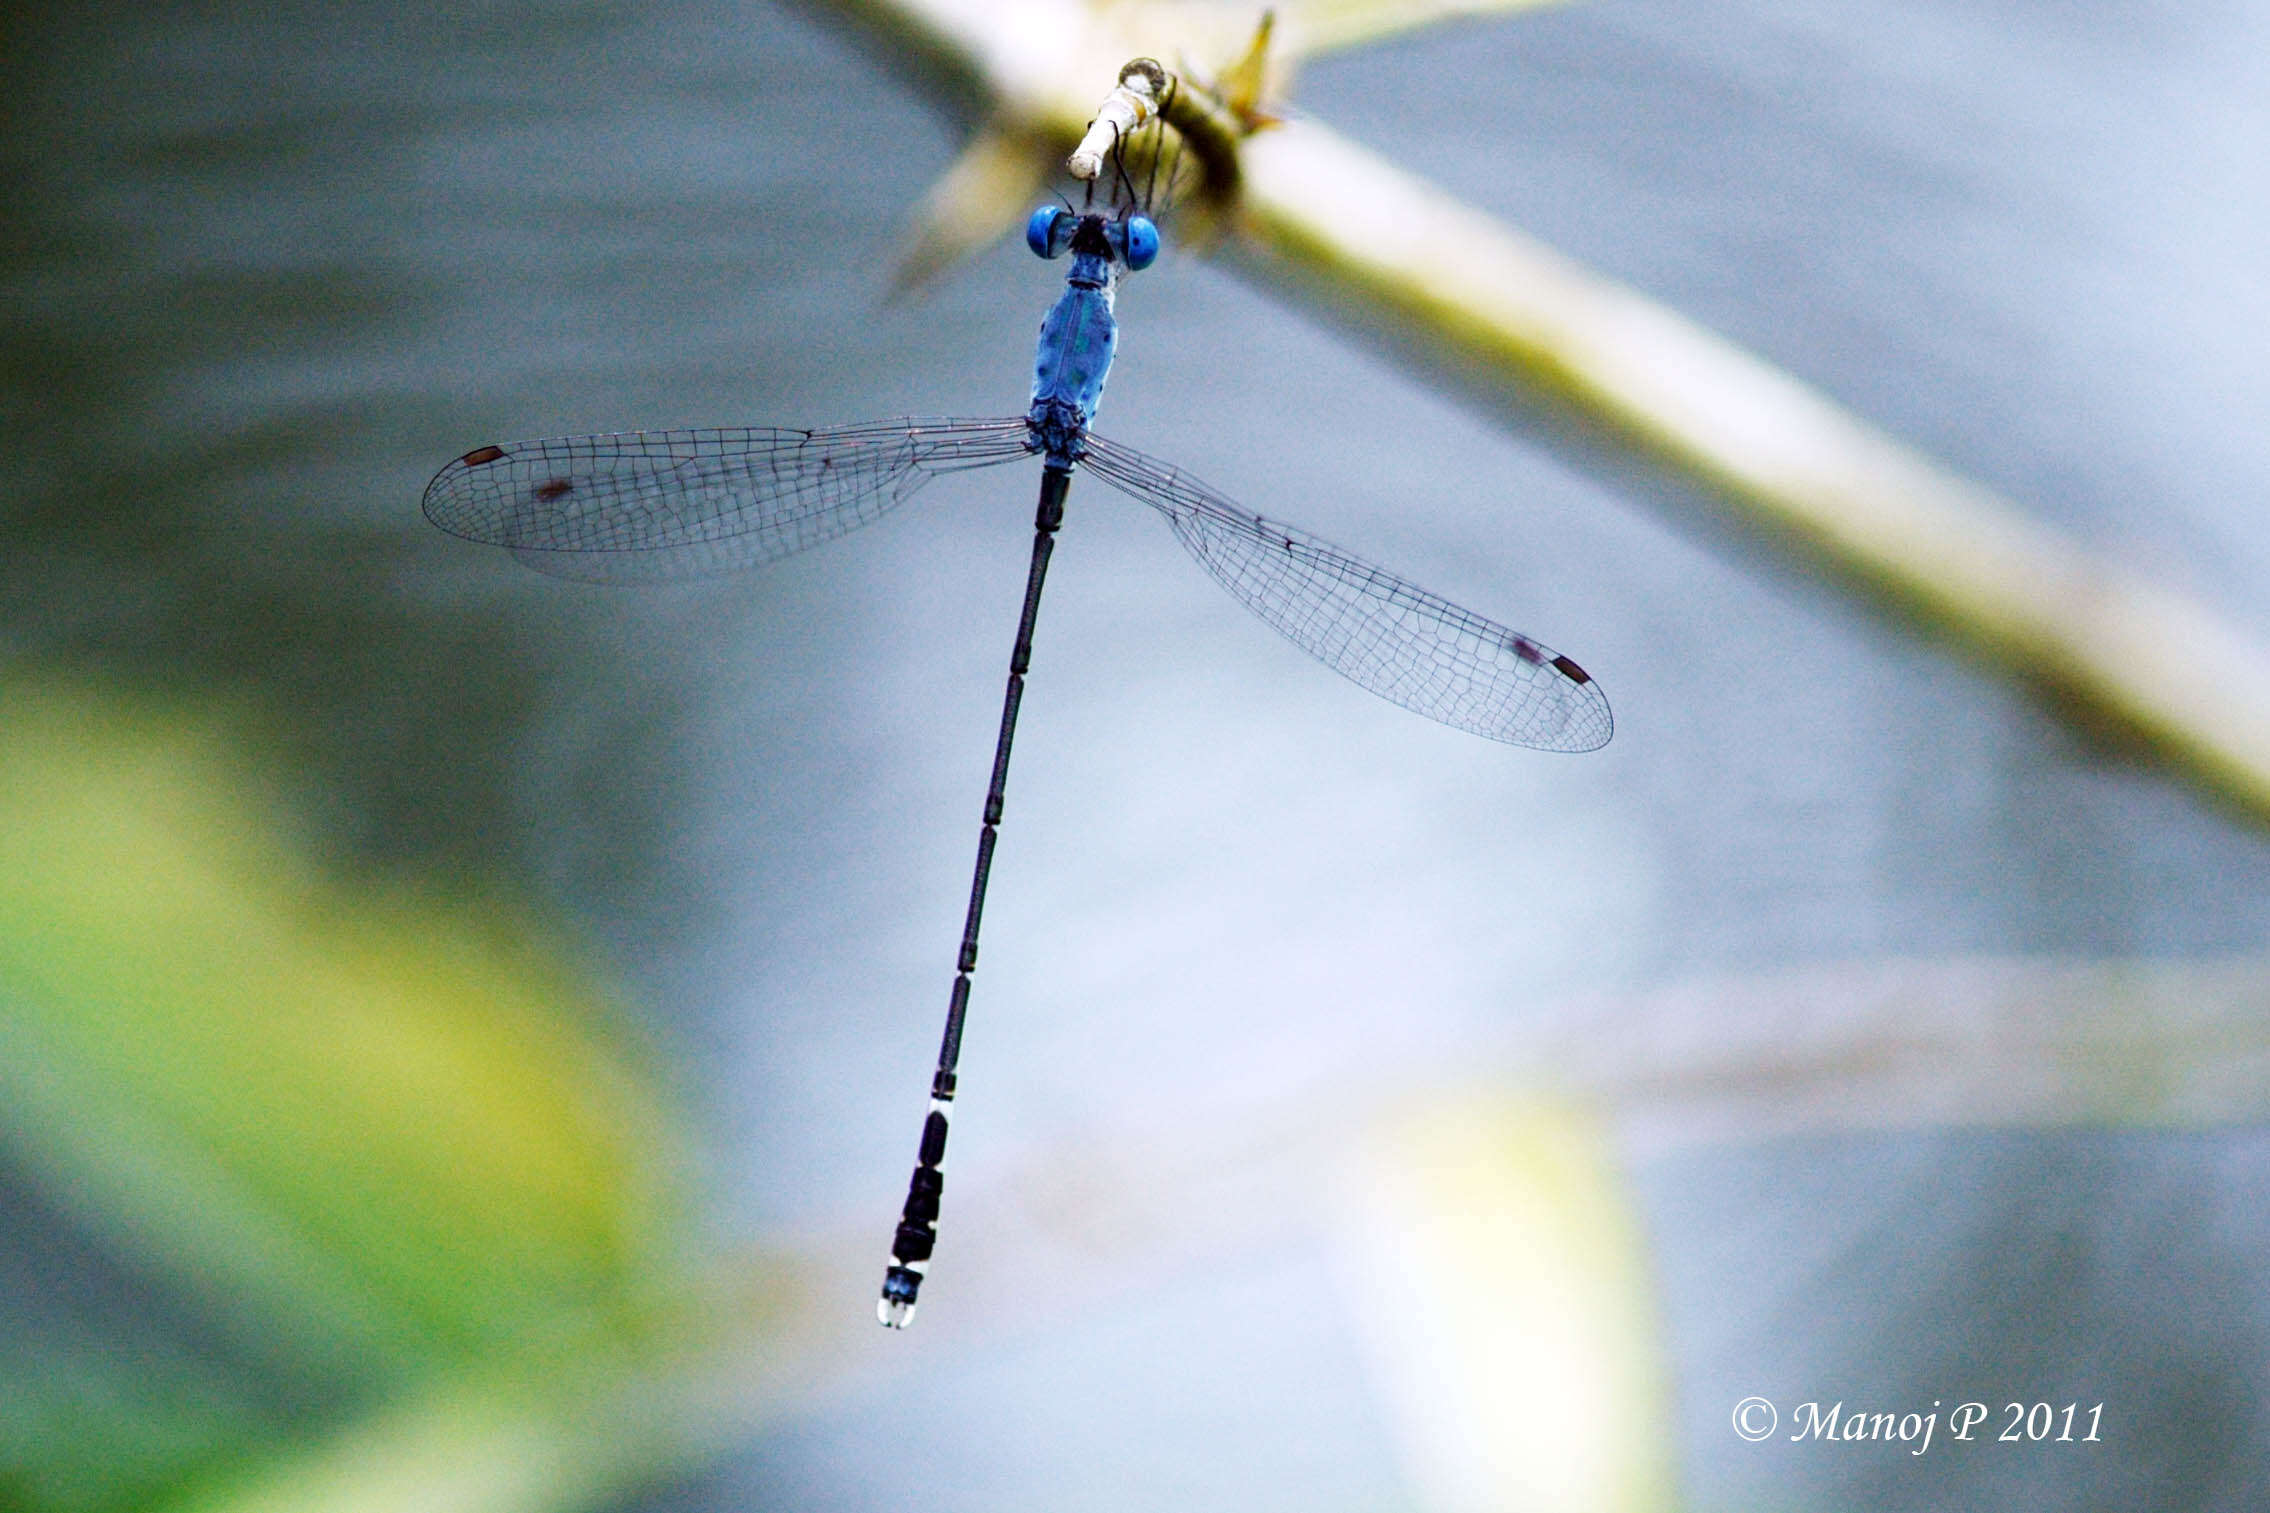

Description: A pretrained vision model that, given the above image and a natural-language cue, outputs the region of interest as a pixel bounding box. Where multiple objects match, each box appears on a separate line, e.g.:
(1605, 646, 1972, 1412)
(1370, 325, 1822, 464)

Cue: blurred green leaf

(0, 674, 707, 1513)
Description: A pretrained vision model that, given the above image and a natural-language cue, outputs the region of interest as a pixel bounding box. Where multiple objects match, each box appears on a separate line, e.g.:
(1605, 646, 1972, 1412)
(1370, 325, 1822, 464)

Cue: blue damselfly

(423, 60, 1612, 1326)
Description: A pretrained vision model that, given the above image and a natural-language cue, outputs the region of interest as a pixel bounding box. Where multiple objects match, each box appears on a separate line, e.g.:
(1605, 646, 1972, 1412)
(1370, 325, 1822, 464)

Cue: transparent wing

(1078, 433, 1613, 752)
(421, 416, 1036, 583)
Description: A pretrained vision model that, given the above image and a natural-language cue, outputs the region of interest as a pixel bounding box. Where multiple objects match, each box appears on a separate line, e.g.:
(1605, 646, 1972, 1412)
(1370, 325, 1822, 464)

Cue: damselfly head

(1025, 205, 1161, 274)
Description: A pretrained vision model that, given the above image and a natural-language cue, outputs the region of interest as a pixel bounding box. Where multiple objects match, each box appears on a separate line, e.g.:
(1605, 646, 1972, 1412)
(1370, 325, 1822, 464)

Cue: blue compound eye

(1026, 205, 1076, 259)
(1119, 214, 1159, 272)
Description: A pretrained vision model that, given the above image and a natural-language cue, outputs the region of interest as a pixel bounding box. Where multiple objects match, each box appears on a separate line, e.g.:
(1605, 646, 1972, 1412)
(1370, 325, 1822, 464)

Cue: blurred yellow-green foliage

(0, 676, 704, 1512)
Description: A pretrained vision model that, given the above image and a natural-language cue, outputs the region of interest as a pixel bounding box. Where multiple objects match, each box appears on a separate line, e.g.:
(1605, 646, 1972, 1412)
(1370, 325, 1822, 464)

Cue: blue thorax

(1028, 250, 1118, 466)
(1022, 209, 1157, 467)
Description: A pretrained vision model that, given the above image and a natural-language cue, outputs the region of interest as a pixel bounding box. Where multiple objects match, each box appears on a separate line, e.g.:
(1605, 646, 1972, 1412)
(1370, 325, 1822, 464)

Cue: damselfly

(422, 60, 1612, 1328)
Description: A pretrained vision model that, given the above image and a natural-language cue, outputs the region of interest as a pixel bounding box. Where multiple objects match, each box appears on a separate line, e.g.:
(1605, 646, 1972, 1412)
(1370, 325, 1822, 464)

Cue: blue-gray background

(6, 0, 2268, 1507)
